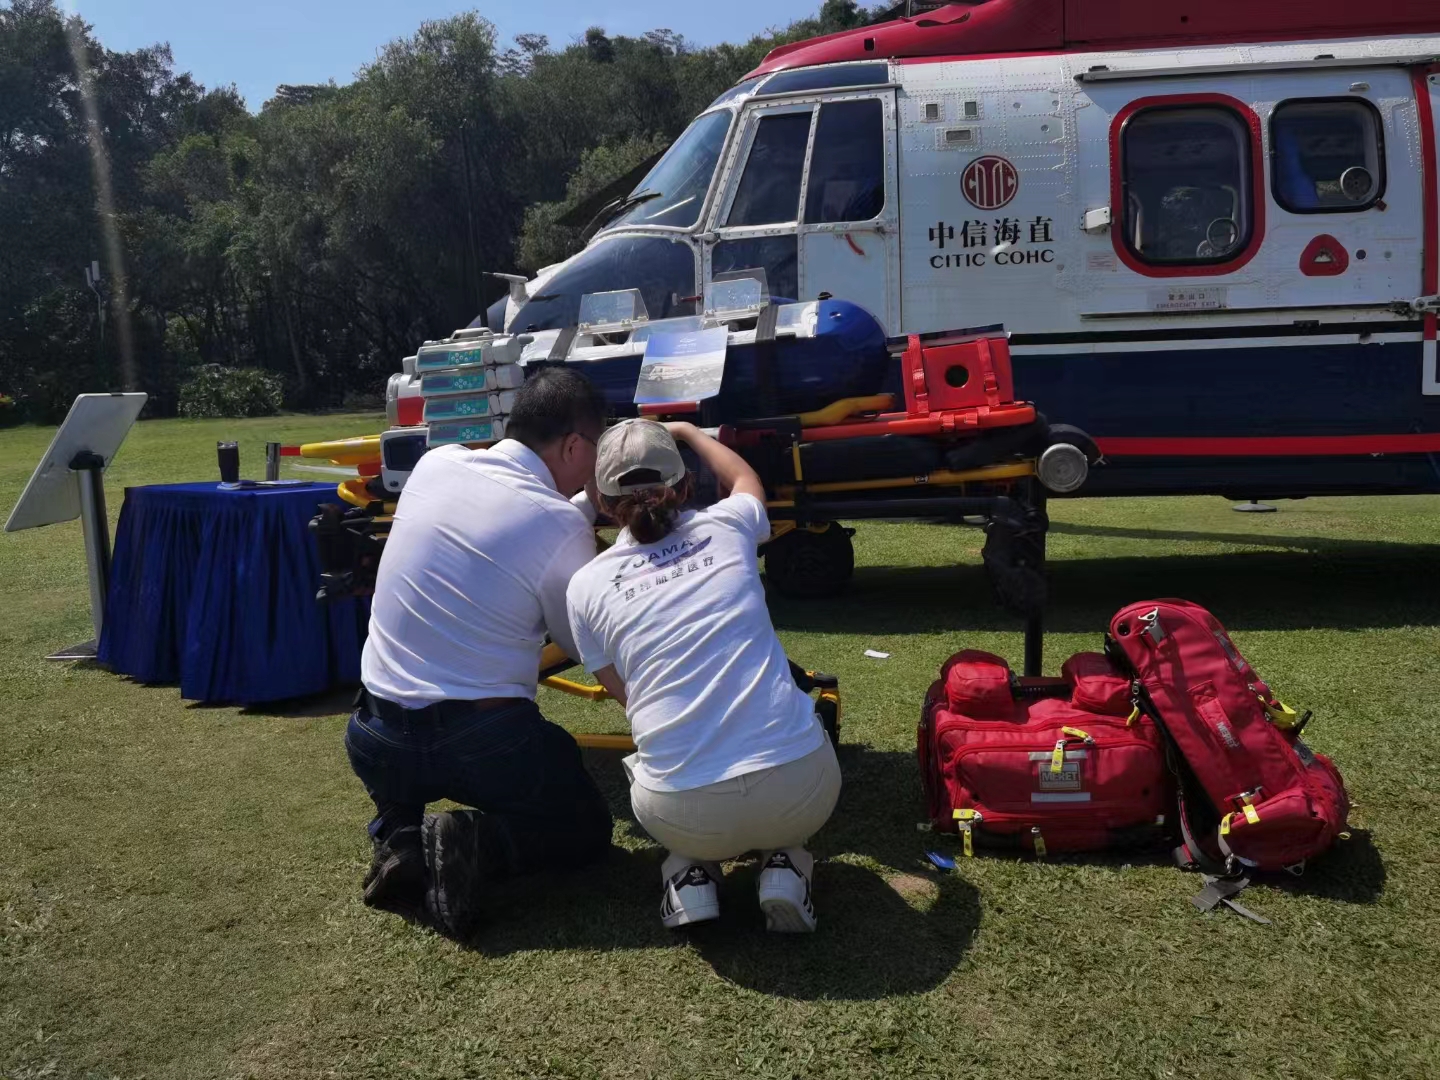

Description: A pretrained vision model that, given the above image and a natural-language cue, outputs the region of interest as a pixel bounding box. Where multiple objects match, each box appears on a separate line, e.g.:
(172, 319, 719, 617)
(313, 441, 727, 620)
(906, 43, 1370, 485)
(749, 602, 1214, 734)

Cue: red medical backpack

(1107, 600, 1350, 874)
(919, 601, 1351, 881)
(918, 649, 1171, 855)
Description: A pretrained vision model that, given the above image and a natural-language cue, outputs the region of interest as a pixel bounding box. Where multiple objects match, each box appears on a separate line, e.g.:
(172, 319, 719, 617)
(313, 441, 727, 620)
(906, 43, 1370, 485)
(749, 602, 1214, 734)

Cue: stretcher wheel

(981, 507, 1047, 618)
(764, 523, 855, 598)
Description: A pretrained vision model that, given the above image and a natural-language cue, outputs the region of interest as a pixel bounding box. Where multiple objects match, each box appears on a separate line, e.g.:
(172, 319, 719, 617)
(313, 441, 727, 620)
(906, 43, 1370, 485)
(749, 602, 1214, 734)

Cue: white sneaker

(757, 850, 817, 933)
(660, 863, 720, 929)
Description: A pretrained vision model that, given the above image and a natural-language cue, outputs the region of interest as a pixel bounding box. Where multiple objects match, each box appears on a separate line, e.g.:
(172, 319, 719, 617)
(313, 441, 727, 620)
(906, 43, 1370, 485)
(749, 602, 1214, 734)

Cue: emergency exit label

(1148, 286, 1229, 313)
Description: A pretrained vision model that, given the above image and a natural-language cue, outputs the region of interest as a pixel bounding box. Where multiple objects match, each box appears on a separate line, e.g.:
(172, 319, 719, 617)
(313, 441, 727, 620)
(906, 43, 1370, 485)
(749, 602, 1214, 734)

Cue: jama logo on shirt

(610, 536, 712, 583)
(619, 549, 716, 601)
(610, 536, 715, 594)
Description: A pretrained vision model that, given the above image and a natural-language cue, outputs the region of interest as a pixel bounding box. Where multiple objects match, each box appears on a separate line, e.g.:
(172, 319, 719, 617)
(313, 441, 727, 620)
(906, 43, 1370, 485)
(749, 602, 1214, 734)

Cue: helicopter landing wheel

(764, 522, 856, 598)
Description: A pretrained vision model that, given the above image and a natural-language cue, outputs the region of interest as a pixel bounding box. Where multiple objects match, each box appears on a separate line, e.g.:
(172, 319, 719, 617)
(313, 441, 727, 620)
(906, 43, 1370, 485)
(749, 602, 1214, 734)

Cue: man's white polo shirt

(360, 439, 596, 706)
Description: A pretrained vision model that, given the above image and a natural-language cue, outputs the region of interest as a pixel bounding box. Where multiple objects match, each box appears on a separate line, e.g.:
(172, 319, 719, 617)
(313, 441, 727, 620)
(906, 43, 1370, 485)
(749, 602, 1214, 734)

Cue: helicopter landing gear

(763, 522, 856, 598)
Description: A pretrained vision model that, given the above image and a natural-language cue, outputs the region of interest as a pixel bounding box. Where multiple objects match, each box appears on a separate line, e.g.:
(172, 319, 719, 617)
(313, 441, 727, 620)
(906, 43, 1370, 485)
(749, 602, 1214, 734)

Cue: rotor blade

(554, 147, 669, 229)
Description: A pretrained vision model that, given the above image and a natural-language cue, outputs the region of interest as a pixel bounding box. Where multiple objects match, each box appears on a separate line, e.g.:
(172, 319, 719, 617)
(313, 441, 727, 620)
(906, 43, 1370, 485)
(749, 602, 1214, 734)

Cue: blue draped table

(97, 482, 369, 704)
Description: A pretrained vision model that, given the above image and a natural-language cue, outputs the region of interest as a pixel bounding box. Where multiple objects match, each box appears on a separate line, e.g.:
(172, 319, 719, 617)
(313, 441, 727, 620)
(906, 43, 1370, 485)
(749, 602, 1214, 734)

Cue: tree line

(0, 0, 887, 421)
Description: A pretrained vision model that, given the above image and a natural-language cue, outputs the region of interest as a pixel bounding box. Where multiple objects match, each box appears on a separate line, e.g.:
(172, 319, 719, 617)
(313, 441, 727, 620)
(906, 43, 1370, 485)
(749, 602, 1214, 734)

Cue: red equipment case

(919, 649, 1171, 855)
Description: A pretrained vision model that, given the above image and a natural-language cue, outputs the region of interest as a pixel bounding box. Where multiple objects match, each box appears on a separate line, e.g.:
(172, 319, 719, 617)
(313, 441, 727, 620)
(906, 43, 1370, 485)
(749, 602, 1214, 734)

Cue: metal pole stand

(47, 451, 112, 661)
(1233, 499, 1277, 513)
(265, 442, 281, 481)
(1022, 482, 1048, 678)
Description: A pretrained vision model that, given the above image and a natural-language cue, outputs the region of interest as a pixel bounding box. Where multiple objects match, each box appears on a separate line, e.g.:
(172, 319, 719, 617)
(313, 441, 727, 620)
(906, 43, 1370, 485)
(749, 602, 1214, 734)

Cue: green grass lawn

(2, 414, 1438, 1079)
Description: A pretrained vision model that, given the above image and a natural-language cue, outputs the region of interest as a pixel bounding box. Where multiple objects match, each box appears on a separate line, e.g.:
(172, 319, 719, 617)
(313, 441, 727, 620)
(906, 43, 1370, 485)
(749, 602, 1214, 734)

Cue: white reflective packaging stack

(415, 329, 531, 447)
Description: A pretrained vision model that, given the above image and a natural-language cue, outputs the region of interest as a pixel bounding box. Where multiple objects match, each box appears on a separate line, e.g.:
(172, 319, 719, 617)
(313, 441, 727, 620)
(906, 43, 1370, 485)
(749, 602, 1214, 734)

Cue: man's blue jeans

(344, 697, 613, 877)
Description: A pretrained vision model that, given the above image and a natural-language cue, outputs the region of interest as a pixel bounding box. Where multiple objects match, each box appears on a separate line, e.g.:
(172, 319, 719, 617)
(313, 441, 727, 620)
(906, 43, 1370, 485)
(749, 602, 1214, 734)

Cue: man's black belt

(356, 688, 526, 724)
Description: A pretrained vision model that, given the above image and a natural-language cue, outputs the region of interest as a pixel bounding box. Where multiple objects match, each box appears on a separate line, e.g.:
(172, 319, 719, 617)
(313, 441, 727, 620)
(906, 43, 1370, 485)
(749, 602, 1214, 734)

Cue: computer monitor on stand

(5, 392, 148, 659)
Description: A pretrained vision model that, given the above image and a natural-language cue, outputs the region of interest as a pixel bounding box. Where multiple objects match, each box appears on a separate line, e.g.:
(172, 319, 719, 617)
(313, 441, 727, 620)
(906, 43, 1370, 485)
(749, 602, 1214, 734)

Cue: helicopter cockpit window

(726, 111, 813, 226)
(510, 235, 696, 332)
(707, 77, 763, 110)
(1121, 105, 1253, 265)
(805, 98, 885, 223)
(1271, 99, 1384, 213)
(609, 110, 734, 230)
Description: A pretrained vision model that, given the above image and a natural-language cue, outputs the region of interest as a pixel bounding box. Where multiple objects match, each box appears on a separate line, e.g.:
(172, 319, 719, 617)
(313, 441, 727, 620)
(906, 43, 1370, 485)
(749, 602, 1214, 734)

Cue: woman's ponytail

(605, 478, 690, 544)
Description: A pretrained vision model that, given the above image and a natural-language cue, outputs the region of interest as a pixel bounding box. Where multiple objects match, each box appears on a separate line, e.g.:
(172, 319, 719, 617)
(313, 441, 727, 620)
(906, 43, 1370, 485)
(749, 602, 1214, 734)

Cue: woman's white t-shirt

(565, 493, 824, 792)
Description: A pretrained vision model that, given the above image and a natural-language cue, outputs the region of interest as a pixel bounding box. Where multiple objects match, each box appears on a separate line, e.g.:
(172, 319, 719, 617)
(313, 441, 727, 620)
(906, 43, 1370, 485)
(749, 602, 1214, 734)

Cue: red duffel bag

(1108, 600, 1350, 874)
(918, 649, 1172, 856)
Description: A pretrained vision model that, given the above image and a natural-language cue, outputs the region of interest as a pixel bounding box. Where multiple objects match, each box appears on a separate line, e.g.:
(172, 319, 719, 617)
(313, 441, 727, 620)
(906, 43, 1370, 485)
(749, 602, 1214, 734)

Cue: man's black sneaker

(423, 810, 502, 941)
(362, 826, 426, 919)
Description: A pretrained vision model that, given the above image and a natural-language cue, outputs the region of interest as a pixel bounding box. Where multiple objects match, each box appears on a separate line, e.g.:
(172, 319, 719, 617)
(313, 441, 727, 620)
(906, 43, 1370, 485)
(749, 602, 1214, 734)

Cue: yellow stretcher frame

(769, 460, 1035, 504)
(299, 434, 381, 467)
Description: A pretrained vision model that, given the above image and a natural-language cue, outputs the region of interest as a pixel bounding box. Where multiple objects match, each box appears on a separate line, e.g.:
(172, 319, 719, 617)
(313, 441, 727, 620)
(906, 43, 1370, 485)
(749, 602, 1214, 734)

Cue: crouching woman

(565, 420, 841, 932)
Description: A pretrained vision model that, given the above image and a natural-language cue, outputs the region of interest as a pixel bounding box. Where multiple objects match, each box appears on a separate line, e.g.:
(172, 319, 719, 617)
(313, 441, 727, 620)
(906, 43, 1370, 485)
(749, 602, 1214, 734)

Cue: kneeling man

(345, 366, 613, 937)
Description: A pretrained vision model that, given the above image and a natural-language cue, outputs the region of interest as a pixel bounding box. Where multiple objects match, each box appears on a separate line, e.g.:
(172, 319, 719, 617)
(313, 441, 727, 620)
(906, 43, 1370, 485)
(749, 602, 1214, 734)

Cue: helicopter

(438, 0, 1440, 502)
(310, 0, 1440, 629)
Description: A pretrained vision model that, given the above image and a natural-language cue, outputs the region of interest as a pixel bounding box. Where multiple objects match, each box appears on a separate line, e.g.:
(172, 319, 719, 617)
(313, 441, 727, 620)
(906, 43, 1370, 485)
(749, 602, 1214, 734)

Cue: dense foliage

(176, 364, 284, 418)
(0, 0, 882, 421)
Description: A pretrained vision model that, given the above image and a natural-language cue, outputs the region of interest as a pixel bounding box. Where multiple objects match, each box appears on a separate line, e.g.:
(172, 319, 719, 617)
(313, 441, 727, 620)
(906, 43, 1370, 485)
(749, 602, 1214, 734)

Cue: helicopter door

(706, 92, 899, 330)
(707, 102, 814, 306)
(796, 94, 900, 332)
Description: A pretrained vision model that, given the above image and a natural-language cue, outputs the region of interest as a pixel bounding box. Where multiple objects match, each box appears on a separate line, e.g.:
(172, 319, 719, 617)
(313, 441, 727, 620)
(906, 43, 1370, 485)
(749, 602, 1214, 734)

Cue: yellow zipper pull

(953, 808, 981, 856)
(1052, 727, 1093, 774)
(1239, 790, 1262, 825)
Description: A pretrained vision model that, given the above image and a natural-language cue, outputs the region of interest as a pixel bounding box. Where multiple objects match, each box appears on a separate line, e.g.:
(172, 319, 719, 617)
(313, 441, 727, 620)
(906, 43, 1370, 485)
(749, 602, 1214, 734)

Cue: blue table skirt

(97, 482, 369, 704)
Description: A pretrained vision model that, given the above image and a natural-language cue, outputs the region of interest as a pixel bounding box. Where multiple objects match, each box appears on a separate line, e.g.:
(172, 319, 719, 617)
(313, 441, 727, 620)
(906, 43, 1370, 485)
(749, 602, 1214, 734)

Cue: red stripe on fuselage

(1096, 435, 1440, 457)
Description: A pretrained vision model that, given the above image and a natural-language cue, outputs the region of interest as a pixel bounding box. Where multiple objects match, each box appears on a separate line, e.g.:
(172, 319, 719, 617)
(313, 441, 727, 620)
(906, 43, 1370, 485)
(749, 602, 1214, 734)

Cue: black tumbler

(217, 441, 240, 483)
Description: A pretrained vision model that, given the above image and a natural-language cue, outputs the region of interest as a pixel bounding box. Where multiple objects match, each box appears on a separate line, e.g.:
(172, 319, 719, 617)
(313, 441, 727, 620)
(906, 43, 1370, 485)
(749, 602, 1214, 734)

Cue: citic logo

(961, 155, 1019, 210)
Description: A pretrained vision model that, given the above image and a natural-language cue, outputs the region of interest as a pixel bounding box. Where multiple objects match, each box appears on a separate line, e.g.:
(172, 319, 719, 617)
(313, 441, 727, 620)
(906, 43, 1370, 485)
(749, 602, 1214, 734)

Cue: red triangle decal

(1299, 234, 1349, 277)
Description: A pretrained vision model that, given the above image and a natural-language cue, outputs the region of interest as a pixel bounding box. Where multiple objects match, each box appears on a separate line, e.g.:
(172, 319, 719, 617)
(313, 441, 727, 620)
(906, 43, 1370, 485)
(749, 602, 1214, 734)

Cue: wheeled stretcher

(306, 312, 1093, 681)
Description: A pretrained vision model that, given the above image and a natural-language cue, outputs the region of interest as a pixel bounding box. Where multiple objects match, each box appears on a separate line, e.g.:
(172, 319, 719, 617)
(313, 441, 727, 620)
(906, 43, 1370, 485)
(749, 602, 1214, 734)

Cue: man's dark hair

(506, 365, 609, 449)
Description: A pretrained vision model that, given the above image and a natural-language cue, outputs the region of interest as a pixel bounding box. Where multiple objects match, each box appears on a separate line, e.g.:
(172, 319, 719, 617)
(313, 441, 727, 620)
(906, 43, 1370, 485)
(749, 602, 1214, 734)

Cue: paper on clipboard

(634, 327, 728, 405)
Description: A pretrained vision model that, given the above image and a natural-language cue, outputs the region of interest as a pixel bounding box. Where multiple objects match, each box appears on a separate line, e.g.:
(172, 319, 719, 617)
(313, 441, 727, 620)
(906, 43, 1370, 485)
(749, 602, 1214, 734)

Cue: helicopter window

(712, 236, 798, 304)
(726, 111, 814, 226)
(1271, 99, 1384, 213)
(510, 235, 696, 332)
(610, 110, 734, 230)
(1121, 105, 1253, 266)
(708, 78, 763, 110)
(804, 99, 886, 224)
(755, 63, 889, 98)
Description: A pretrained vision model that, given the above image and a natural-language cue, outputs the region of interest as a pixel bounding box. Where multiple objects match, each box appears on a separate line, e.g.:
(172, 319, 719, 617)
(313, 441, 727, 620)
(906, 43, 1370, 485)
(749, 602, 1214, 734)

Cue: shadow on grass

(768, 543, 1439, 636)
(237, 684, 357, 719)
(1268, 827, 1386, 904)
(1045, 521, 1426, 551)
(460, 746, 979, 1000)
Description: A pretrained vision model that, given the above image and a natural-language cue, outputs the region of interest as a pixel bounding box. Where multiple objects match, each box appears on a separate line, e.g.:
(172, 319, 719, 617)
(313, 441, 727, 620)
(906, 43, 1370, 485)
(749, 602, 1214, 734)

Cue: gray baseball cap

(595, 419, 686, 497)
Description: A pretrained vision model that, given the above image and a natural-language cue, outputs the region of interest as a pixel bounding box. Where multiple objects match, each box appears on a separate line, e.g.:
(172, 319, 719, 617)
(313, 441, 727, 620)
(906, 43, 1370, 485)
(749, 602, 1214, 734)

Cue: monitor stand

(5, 392, 147, 660)
(45, 453, 111, 661)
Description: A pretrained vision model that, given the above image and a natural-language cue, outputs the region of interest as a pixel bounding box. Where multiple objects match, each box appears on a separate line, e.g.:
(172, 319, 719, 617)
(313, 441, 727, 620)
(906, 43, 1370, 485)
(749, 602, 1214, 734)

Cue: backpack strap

(1126, 674, 1252, 874)
(1190, 874, 1271, 924)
